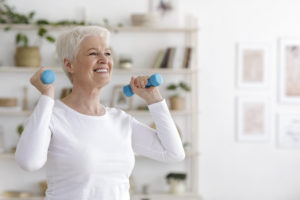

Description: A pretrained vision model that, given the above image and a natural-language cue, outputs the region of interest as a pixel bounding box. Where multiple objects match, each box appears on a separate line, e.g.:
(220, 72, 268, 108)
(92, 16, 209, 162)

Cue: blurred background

(1, 0, 300, 200)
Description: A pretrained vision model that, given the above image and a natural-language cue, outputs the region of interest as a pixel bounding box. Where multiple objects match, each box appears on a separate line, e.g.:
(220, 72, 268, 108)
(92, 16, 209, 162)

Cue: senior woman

(15, 26, 185, 200)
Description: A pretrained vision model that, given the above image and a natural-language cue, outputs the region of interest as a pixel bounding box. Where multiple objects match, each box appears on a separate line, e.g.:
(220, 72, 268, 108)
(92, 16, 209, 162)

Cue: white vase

(168, 179, 185, 194)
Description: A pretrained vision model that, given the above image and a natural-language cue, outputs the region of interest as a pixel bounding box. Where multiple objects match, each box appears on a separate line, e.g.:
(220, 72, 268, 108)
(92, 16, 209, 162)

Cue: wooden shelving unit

(0, 22, 200, 200)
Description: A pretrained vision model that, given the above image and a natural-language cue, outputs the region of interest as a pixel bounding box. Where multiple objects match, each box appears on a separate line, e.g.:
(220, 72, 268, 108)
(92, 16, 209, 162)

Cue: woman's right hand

(30, 67, 55, 99)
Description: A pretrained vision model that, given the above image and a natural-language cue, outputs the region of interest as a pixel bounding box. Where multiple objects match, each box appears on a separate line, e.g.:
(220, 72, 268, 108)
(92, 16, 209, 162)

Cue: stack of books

(152, 46, 193, 69)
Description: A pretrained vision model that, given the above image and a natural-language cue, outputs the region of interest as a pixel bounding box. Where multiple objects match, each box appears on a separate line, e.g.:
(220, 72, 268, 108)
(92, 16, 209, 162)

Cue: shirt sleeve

(15, 95, 54, 171)
(131, 99, 185, 163)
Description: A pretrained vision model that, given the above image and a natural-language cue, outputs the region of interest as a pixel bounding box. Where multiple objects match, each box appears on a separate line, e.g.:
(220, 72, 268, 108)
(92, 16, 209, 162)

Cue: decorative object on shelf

(111, 85, 133, 110)
(2, 190, 32, 198)
(166, 172, 187, 194)
(157, 0, 173, 15)
(14, 27, 55, 67)
(131, 13, 159, 27)
(0, 97, 21, 111)
(40, 180, 47, 196)
(142, 184, 150, 194)
(60, 87, 72, 99)
(119, 55, 133, 69)
(166, 81, 191, 110)
(0, 97, 17, 107)
(0, 0, 55, 67)
(23, 86, 29, 111)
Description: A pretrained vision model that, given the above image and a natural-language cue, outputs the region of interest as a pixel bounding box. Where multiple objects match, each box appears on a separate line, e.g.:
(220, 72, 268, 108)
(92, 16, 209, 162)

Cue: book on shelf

(152, 50, 167, 69)
(182, 47, 193, 68)
(152, 46, 192, 69)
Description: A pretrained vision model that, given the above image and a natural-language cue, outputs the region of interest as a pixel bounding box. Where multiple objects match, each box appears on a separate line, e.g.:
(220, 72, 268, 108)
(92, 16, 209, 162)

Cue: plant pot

(15, 46, 41, 67)
(168, 178, 186, 194)
(170, 96, 185, 110)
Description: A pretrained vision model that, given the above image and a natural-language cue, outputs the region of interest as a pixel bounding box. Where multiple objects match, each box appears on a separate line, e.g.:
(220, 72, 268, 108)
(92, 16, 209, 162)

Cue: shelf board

(0, 193, 202, 200)
(1, 151, 200, 159)
(0, 110, 31, 116)
(0, 197, 44, 200)
(132, 193, 201, 199)
(135, 151, 200, 159)
(0, 153, 14, 158)
(126, 110, 196, 116)
(0, 24, 198, 33)
(0, 66, 196, 74)
(0, 110, 196, 117)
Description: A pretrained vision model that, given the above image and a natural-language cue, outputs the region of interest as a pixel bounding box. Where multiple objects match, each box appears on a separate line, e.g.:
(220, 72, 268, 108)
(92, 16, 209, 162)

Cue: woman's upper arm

(15, 95, 54, 171)
(131, 100, 185, 162)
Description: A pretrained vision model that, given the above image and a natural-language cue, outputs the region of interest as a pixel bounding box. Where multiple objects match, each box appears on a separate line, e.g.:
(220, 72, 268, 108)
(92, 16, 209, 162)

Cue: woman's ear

(64, 58, 74, 73)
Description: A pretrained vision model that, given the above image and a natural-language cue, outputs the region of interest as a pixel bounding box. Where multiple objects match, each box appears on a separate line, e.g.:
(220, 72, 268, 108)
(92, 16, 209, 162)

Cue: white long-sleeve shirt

(15, 95, 185, 200)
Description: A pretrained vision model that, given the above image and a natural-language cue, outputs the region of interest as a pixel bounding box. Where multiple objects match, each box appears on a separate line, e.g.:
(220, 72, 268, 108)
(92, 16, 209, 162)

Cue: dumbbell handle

(123, 73, 163, 97)
(41, 70, 56, 84)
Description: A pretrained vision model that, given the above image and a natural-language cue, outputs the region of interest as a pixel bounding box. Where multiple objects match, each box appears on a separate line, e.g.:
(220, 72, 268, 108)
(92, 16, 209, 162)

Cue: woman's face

(70, 35, 113, 88)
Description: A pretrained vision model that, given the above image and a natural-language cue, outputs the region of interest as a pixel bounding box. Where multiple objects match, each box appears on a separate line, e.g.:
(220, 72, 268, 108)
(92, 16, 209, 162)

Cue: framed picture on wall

(236, 43, 270, 89)
(277, 113, 300, 149)
(111, 85, 133, 110)
(279, 38, 300, 104)
(236, 96, 270, 142)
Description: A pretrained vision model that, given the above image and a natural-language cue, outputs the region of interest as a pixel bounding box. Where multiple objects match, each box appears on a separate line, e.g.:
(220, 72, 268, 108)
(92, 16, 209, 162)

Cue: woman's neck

(61, 85, 105, 116)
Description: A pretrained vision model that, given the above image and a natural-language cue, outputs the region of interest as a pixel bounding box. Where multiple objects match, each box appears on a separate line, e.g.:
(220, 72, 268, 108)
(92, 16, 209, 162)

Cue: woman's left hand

(130, 76, 163, 105)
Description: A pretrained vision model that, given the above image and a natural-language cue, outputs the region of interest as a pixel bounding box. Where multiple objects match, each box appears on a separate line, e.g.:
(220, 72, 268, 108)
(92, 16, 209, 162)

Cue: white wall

(180, 0, 300, 200)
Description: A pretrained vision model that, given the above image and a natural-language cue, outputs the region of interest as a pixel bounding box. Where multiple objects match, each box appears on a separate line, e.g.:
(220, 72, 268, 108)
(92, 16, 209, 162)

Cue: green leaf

(4, 26, 11, 31)
(23, 34, 28, 47)
(167, 84, 177, 90)
(38, 27, 47, 37)
(17, 124, 24, 136)
(179, 82, 190, 91)
(28, 11, 35, 19)
(16, 33, 21, 44)
(46, 35, 55, 43)
(36, 19, 49, 25)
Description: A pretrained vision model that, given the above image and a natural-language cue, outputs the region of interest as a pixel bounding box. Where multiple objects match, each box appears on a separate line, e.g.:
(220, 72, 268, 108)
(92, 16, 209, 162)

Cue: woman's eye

(105, 52, 111, 56)
(89, 52, 98, 56)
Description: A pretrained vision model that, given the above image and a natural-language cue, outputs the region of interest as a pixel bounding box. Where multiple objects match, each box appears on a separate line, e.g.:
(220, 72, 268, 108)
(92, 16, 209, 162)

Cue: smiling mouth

(94, 68, 108, 73)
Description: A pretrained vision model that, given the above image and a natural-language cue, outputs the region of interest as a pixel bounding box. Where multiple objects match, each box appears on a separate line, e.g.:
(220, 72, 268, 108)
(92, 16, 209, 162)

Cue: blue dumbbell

(123, 73, 163, 97)
(41, 70, 56, 84)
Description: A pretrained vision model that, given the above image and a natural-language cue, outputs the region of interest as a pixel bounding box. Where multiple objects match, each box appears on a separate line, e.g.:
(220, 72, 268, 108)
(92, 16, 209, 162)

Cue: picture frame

(279, 38, 300, 104)
(236, 43, 270, 89)
(277, 113, 300, 149)
(111, 85, 133, 110)
(236, 96, 270, 142)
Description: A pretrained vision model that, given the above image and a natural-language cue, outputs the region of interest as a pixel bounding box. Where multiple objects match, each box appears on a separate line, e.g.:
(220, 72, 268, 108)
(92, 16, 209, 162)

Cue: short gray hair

(56, 26, 110, 82)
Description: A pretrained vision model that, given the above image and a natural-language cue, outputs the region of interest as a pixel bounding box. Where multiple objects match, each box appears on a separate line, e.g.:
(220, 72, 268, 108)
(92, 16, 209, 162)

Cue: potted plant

(166, 81, 191, 110)
(166, 173, 187, 194)
(0, 0, 55, 67)
(14, 27, 55, 67)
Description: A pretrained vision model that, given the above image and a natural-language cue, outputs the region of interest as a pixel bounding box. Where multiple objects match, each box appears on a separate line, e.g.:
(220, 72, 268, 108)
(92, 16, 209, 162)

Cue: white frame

(279, 38, 300, 104)
(236, 43, 270, 89)
(111, 85, 132, 110)
(236, 96, 270, 142)
(277, 113, 300, 149)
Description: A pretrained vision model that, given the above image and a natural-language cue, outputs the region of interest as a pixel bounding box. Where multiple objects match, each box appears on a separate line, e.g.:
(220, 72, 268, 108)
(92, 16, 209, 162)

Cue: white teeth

(95, 69, 108, 73)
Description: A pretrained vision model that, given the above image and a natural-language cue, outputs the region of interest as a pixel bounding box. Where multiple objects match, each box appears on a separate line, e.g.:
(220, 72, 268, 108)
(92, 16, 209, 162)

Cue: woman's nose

(98, 53, 108, 64)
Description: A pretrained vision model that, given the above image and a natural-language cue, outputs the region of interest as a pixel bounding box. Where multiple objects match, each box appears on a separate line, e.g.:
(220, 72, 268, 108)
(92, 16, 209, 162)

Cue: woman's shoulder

(105, 106, 131, 118)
